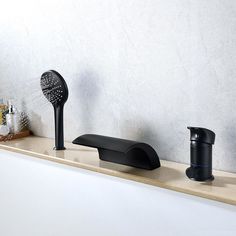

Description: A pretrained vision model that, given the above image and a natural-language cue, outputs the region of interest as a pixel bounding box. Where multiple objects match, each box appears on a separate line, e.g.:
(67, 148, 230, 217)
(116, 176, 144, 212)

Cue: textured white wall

(0, 0, 236, 172)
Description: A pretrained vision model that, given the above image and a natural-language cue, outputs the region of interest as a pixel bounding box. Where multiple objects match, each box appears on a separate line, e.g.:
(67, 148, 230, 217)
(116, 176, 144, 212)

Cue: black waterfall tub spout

(72, 134, 161, 170)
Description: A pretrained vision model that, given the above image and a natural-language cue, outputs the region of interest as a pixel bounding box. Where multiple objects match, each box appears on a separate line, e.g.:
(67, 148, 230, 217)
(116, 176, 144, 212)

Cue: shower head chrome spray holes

(40, 70, 69, 150)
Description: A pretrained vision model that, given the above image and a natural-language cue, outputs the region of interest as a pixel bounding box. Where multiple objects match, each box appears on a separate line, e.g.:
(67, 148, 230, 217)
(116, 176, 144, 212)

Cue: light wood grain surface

(0, 136, 236, 205)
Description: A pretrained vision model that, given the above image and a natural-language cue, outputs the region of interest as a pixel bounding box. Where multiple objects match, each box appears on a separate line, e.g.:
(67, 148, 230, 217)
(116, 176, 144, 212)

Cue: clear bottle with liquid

(6, 100, 21, 134)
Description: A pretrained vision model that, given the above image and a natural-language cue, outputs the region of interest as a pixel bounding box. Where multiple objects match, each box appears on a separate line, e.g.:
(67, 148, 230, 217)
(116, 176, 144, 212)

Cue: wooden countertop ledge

(0, 136, 236, 205)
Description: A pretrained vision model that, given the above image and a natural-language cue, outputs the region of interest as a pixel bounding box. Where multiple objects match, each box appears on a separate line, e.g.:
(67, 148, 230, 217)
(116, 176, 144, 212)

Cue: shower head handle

(54, 104, 65, 150)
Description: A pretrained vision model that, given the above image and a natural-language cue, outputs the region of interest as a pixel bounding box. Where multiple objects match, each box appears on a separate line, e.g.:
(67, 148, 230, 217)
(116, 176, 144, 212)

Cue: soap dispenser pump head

(7, 99, 16, 114)
(9, 105, 14, 114)
(186, 127, 215, 182)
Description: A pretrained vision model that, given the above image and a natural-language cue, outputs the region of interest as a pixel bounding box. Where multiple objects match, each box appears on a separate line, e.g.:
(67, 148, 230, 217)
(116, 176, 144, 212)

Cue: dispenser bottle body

(6, 100, 21, 134)
(6, 112, 20, 134)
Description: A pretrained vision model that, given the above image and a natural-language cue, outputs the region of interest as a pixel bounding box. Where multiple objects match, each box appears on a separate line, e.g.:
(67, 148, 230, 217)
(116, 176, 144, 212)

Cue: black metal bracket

(72, 134, 161, 170)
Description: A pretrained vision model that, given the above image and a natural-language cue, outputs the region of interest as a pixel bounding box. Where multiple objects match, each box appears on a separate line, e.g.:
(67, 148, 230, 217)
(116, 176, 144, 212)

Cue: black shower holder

(72, 134, 161, 170)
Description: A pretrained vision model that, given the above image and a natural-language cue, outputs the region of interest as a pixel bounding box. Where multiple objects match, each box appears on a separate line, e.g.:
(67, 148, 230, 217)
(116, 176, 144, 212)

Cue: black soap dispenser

(186, 127, 216, 181)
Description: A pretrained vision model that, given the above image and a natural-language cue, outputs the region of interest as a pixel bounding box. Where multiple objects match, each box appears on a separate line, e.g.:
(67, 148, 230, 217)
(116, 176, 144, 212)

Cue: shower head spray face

(40, 70, 69, 150)
(41, 70, 68, 106)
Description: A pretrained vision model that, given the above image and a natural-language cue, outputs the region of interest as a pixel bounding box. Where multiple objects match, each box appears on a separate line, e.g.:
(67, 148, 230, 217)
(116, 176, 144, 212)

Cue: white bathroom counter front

(0, 136, 236, 205)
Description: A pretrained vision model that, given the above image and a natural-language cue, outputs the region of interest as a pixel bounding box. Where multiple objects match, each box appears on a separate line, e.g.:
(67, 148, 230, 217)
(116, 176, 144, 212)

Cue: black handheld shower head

(40, 70, 69, 150)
